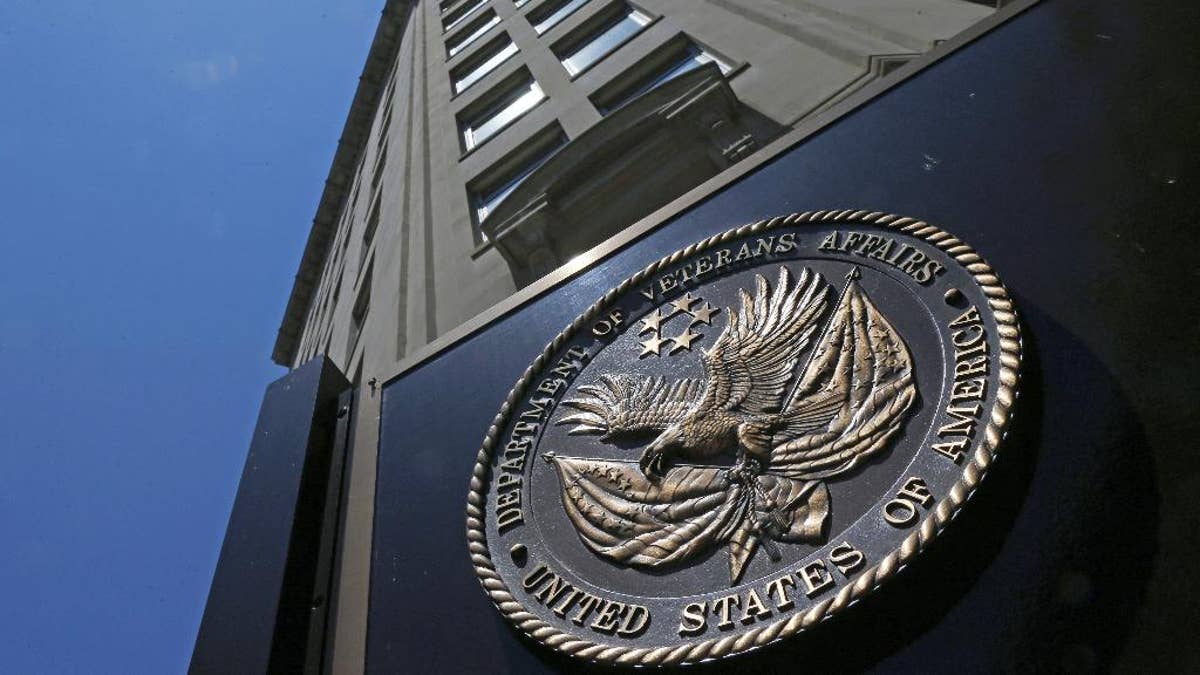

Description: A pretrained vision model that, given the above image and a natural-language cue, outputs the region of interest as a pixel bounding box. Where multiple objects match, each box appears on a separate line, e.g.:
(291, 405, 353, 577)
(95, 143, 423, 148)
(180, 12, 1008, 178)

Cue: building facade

(274, 0, 998, 379)
(268, 0, 1006, 670)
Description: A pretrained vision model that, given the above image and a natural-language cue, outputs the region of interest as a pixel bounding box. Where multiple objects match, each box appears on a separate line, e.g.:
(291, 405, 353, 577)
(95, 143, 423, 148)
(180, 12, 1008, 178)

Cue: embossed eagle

(547, 266, 917, 584)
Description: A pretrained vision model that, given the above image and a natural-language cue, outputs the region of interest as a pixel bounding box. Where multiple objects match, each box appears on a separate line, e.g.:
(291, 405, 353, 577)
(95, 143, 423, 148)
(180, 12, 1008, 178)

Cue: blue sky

(0, 1, 382, 671)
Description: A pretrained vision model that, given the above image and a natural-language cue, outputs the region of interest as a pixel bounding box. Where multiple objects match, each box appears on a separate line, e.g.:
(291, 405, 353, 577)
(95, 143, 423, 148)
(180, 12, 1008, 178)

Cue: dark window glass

(348, 264, 372, 356)
(444, 0, 488, 32)
(529, 0, 590, 35)
(452, 37, 519, 93)
(447, 11, 500, 58)
(556, 4, 651, 76)
(596, 41, 730, 114)
(471, 130, 567, 226)
(459, 76, 545, 150)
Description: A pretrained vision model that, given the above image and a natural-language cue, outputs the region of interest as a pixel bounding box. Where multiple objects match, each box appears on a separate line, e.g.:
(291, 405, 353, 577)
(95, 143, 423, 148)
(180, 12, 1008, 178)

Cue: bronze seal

(466, 211, 1021, 665)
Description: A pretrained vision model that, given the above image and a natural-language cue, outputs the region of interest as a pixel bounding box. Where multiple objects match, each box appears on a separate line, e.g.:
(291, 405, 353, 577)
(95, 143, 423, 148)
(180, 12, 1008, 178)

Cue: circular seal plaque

(466, 211, 1021, 665)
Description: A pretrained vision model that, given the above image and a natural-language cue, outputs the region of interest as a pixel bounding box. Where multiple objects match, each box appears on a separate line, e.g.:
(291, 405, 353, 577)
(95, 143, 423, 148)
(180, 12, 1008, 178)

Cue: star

(669, 329, 701, 353)
(640, 334, 667, 357)
(670, 292, 698, 315)
(689, 302, 719, 325)
(639, 308, 667, 335)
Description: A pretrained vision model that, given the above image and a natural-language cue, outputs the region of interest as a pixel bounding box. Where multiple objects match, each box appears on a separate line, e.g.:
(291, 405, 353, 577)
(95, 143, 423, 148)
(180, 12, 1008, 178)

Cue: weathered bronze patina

(466, 210, 1021, 665)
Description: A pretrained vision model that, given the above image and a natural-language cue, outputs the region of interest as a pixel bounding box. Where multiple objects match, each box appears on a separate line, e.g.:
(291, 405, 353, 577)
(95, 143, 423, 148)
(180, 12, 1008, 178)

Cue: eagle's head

(640, 424, 685, 477)
(649, 423, 685, 454)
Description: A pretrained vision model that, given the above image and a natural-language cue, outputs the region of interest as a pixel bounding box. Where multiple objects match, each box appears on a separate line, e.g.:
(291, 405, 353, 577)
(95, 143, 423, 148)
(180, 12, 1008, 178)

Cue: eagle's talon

(727, 456, 763, 485)
(639, 448, 664, 480)
(744, 456, 763, 475)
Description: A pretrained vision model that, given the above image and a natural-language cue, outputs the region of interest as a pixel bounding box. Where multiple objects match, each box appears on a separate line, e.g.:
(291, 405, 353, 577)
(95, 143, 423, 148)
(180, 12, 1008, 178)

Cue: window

(378, 106, 393, 148)
(349, 165, 362, 209)
(451, 36, 518, 94)
(318, 267, 343, 355)
(348, 264, 372, 357)
(443, 0, 487, 32)
(458, 74, 545, 151)
(528, 0, 590, 35)
(370, 145, 387, 191)
(341, 209, 354, 253)
(380, 68, 397, 110)
(330, 269, 342, 317)
(447, 10, 499, 58)
(554, 3, 652, 77)
(319, 284, 332, 326)
(470, 127, 567, 226)
(302, 305, 319, 356)
(361, 191, 381, 269)
(593, 39, 730, 114)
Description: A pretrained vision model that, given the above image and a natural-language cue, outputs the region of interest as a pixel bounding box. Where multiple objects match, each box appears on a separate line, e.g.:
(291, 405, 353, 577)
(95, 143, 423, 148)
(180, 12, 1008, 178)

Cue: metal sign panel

(368, 0, 1197, 670)
(192, 357, 351, 674)
(466, 212, 1020, 664)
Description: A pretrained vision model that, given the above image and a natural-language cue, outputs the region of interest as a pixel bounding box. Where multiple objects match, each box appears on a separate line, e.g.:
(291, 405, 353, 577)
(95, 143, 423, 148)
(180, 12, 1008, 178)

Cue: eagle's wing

(769, 271, 917, 481)
(697, 266, 829, 415)
(557, 374, 704, 439)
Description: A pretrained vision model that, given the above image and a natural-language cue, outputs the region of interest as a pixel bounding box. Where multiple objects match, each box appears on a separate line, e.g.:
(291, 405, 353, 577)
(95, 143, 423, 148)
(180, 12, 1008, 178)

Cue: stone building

(274, 0, 997, 378)
(266, 0, 1004, 669)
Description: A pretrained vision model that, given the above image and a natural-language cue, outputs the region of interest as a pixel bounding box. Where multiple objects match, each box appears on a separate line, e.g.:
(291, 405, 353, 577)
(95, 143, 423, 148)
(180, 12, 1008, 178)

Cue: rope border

(464, 210, 1022, 666)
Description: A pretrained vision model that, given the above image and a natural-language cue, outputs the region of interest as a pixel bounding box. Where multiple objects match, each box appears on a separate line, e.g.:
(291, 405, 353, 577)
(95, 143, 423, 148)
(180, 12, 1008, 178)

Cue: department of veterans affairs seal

(465, 211, 1021, 666)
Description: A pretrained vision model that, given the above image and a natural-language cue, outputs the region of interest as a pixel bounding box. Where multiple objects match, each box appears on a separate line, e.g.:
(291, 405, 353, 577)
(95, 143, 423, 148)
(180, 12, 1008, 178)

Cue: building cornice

(272, 1, 413, 367)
